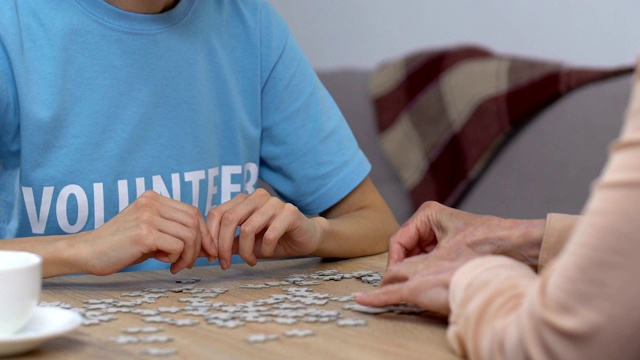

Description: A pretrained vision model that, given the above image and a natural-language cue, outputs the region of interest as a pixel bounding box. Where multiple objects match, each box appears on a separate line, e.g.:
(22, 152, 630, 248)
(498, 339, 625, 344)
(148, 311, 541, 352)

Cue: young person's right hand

(78, 190, 216, 276)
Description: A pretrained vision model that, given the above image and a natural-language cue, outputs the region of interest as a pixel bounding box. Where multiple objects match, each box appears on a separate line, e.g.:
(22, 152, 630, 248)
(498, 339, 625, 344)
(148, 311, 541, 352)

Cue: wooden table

(15, 253, 460, 360)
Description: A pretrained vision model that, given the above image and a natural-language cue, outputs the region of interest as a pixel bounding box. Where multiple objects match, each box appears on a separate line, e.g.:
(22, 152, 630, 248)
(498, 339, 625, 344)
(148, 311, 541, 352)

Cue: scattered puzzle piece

(239, 284, 270, 290)
(245, 334, 279, 344)
(175, 278, 201, 284)
(336, 318, 367, 327)
(140, 335, 174, 343)
(110, 335, 139, 345)
(123, 327, 163, 334)
(54, 267, 412, 354)
(273, 317, 298, 325)
(141, 347, 178, 356)
(171, 319, 199, 327)
(283, 329, 315, 338)
(343, 303, 390, 314)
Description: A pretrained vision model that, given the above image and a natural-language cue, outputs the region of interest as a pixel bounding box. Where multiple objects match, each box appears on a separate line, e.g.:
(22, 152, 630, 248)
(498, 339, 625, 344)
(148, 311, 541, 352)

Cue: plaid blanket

(371, 45, 632, 211)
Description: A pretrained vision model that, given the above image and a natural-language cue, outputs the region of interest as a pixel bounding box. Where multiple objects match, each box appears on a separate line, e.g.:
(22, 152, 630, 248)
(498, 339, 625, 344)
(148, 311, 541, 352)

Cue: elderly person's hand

(387, 201, 545, 269)
(354, 245, 483, 315)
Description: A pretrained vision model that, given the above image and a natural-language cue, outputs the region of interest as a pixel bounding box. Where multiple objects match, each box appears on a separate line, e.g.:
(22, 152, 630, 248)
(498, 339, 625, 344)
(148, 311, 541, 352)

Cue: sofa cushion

(370, 45, 632, 211)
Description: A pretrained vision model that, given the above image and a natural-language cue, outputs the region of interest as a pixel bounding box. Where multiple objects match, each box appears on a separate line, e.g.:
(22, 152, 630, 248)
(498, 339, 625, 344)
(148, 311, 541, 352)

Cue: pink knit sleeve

(538, 213, 580, 271)
(445, 69, 640, 360)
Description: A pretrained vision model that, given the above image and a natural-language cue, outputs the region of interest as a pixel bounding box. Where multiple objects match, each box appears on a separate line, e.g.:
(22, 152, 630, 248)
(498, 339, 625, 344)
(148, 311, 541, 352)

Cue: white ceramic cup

(0, 251, 42, 336)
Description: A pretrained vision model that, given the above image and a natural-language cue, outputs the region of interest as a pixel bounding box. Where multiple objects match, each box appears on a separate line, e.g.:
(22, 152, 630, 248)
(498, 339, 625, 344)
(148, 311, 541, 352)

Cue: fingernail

(220, 259, 229, 269)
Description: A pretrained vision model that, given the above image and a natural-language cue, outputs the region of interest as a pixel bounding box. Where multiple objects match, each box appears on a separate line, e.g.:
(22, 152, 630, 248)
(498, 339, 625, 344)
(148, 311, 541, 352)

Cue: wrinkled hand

(354, 245, 483, 315)
(81, 190, 215, 275)
(207, 189, 324, 270)
(388, 201, 544, 268)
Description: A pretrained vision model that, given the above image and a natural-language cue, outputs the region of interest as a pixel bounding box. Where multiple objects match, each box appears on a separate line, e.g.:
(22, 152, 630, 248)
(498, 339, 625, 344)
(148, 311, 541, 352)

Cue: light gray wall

(269, 0, 640, 71)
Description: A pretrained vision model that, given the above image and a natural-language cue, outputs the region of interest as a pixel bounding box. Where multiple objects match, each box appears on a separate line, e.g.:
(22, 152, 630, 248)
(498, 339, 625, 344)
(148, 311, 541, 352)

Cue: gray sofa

(318, 69, 633, 223)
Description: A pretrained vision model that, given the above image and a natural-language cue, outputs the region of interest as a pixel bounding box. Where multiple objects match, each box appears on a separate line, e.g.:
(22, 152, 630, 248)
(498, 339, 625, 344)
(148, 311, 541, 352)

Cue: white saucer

(0, 306, 82, 357)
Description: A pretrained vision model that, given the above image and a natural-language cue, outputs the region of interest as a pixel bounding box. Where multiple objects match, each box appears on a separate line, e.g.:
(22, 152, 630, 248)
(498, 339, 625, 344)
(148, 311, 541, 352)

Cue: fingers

(135, 191, 206, 273)
(237, 197, 294, 263)
(207, 190, 310, 270)
(154, 213, 197, 271)
(413, 286, 451, 315)
(358, 255, 426, 306)
(208, 189, 272, 269)
(387, 227, 414, 267)
(194, 214, 216, 263)
(136, 228, 184, 266)
(354, 263, 437, 312)
(388, 213, 434, 267)
(239, 197, 300, 264)
(258, 202, 301, 258)
(361, 246, 480, 316)
(388, 201, 455, 269)
(237, 219, 259, 267)
(153, 195, 203, 271)
(353, 283, 406, 307)
(379, 262, 414, 287)
(207, 193, 247, 269)
(84, 190, 216, 276)
(355, 277, 450, 315)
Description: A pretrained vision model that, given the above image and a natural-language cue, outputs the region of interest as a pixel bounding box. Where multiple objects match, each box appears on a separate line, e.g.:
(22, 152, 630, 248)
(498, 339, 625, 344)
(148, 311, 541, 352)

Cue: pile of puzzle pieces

(41, 269, 423, 357)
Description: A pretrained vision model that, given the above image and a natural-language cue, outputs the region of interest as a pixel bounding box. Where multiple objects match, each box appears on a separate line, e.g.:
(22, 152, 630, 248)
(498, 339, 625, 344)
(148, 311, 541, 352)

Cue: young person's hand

(388, 201, 545, 269)
(207, 189, 325, 270)
(79, 190, 216, 275)
(355, 245, 483, 315)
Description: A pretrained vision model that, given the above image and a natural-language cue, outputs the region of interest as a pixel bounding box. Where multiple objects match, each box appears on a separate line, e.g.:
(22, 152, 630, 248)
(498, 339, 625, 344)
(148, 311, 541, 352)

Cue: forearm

(448, 211, 637, 359)
(311, 206, 398, 258)
(0, 234, 87, 278)
(311, 177, 399, 258)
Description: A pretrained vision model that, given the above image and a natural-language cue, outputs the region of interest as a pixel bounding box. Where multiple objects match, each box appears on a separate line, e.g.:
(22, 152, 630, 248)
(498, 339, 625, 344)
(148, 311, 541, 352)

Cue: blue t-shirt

(0, 0, 370, 270)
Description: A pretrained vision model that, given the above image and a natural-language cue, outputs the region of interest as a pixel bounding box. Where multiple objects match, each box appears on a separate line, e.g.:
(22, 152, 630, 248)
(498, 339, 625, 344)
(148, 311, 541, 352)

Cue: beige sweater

(446, 70, 640, 360)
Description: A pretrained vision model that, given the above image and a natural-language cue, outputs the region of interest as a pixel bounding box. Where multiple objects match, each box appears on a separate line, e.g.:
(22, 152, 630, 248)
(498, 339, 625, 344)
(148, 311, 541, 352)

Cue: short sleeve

(256, 3, 370, 215)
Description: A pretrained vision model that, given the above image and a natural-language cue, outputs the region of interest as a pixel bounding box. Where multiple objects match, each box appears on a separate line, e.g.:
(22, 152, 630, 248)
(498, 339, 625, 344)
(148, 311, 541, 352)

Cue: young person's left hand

(206, 188, 325, 270)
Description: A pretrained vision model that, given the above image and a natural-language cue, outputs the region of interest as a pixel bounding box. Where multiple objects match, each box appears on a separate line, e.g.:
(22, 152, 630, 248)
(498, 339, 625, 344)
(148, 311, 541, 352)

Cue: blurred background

(267, 1, 639, 221)
(270, 0, 639, 71)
